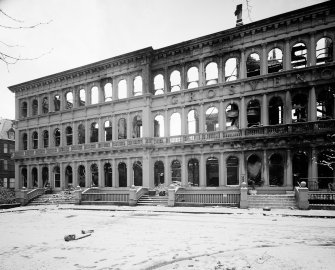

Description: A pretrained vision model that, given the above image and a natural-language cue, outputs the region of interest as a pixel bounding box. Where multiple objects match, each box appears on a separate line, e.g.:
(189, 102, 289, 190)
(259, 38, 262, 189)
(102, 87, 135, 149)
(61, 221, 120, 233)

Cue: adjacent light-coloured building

(8, 2, 335, 205)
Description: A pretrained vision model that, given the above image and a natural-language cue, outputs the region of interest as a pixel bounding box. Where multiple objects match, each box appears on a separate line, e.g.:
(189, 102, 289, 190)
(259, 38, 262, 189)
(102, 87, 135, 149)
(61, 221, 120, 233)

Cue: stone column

(15, 126, 19, 151)
(142, 153, 152, 188)
(309, 32, 316, 66)
(240, 97, 246, 128)
(73, 122, 78, 145)
(72, 161, 78, 187)
(27, 164, 32, 189)
(60, 162, 65, 189)
(239, 49, 246, 79)
(286, 150, 293, 188)
(85, 161, 90, 188)
(198, 60, 205, 87)
(261, 44, 267, 75)
(164, 156, 170, 186)
(309, 86, 317, 122)
(85, 120, 90, 144)
(199, 154, 206, 187)
(98, 81, 104, 103)
(37, 165, 43, 188)
(99, 118, 104, 142)
(112, 159, 118, 187)
(26, 130, 31, 150)
(164, 109, 169, 137)
(142, 106, 151, 137)
(219, 101, 225, 131)
(127, 76, 133, 98)
(112, 115, 117, 141)
(284, 38, 291, 70)
(219, 152, 226, 186)
(311, 147, 318, 184)
(86, 84, 92, 105)
(285, 91, 292, 124)
(199, 103, 205, 133)
(181, 106, 186, 135)
(15, 164, 20, 190)
(181, 65, 186, 90)
(218, 56, 224, 83)
(48, 164, 54, 188)
(263, 151, 269, 186)
(240, 152, 246, 184)
(127, 113, 132, 139)
(262, 94, 269, 126)
(15, 98, 19, 120)
(164, 68, 169, 93)
(98, 160, 104, 188)
(127, 158, 132, 187)
(181, 155, 187, 187)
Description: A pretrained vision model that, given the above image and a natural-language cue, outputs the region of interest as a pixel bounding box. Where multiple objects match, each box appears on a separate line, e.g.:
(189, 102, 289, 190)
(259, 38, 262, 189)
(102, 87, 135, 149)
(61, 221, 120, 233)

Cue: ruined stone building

(8, 1, 335, 204)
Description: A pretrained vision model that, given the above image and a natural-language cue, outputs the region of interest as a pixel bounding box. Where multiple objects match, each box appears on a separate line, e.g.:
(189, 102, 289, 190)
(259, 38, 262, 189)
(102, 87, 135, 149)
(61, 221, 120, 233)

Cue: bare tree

(0, 9, 52, 68)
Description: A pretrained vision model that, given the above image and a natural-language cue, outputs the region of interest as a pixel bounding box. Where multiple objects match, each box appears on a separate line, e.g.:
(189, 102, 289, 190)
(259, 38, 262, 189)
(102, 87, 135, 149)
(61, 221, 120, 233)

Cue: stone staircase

(137, 195, 168, 206)
(28, 192, 76, 206)
(248, 194, 297, 209)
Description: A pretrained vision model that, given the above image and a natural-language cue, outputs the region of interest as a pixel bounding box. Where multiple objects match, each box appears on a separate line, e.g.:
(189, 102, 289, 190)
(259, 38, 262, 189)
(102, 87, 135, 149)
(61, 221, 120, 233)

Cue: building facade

(0, 118, 15, 189)
(9, 2, 335, 196)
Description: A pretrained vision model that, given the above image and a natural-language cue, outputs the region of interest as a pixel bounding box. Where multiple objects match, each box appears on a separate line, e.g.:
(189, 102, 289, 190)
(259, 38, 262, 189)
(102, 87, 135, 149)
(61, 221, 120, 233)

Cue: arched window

(247, 53, 260, 77)
(226, 103, 239, 129)
(104, 120, 113, 141)
(269, 154, 284, 186)
(65, 166, 73, 186)
(316, 37, 333, 65)
(187, 110, 199, 134)
(21, 101, 27, 117)
(317, 87, 335, 120)
(54, 95, 61, 111)
(154, 115, 164, 137)
(104, 83, 113, 102)
(78, 124, 85, 144)
(205, 107, 219, 132)
(91, 86, 99, 104)
(154, 161, 164, 186)
(42, 97, 49, 114)
(54, 166, 60, 188)
(65, 92, 73, 109)
(227, 156, 239, 185)
(32, 131, 38, 149)
(91, 164, 98, 187)
(42, 167, 49, 187)
(291, 42, 307, 69)
(90, 122, 99, 143)
(54, 128, 61, 147)
(22, 168, 27, 187)
(132, 116, 142, 138)
(78, 165, 86, 187)
(292, 93, 308, 122)
(170, 112, 181, 136)
(118, 162, 127, 187)
(22, 133, 27, 150)
(66, 126, 73, 145)
(225, 58, 239, 81)
(247, 154, 262, 186)
(133, 161, 143, 186)
(268, 48, 283, 73)
(154, 74, 164, 95)
(187, 66, 199, 89)
(170, 70, 181, 92)
(292, 151, 309, 187)
(104, 163, 113, 187)
(171, 160, 181, 183)
(269, 97, 284, 125)
(206, 156, 219, 187)
(133, 76, 143, 96)
(32, 99, 38, 116)
(118, 118, 127, 139)
(32, 167, 38, 187)
(188, 158, 199, 186)
(205, 62, 218, 85)
(43, 130, 49, 148)
(247, 100, 261, 127)
(118, 80, 127, 99)
(79, 89, 86, 106)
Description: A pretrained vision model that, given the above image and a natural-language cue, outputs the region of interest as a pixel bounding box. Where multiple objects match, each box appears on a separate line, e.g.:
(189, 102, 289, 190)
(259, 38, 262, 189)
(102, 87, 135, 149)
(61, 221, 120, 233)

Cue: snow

(0, 206, 334, 269)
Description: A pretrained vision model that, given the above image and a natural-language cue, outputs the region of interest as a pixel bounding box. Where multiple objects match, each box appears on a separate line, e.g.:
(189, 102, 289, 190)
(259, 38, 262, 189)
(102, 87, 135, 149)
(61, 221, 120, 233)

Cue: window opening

(42, 167, 48, 187)
(79, 89, 86, 106)
(104, 163, 113, 187)
(225, 58, 239, 81)
(78, 165, 85, 187)
(118, 118, 127, 140)
(90, 122, 99, 143)
(227, 156, 239, 185)
(226, 103, 239, 129)
(292, 94, 308, 122)
(104, 121, 113, 141)
(171, 160, 181, 183)
(21, 102, 27, 117)
(133, 76, 143, 96)
(104, 83, 113, 102)
(42, 97, 49, 114)
(292, 152, 308, 187)
(65, 166, 73, 186)
(154, 115, 164, 137)
(154, 74, 164, 95)
(32, 131, 38, 149)
(205, 62, 218, 85)
(91, 164, 98, 187)
(170, 113, 181, 136)
(317, 86, 335, 120)
(188, 158, 199, 186)
(133, 161, 143, 186)
(54, 128, 61, 147)
(246, 53, 260, 77)
(247, 154, 262, 186)
(269, 154, 284, 186)
(291, 43, 307, 69)
(32, 99, 38, 116)
(66, 126, 73, 145)
(65, 92, 73, 109)
(118, 80, 127, 99)
(247, 100, 261, 127)
(32, 167, 38, 187)
(206, 157, 219, 187)
(268, 48, 283, 73)
(187, 67, 199, 89)
(154, 161, 164, 186)
(316, 37, 333, 65)
(187, 110, 199, 134)
(78, 124, 85, 144)
(54, 95, 60, 111)
(118, 162, 127, 187)
(170, 70, 181, 92)
(54, 166, 61, 188)
(317, 151, 335, 190)
(269, 97, 284, 125)
(132, 116, 142, 138)
(22, 133, 27, 150)
(22, 168, 27, 187)
(91, 86, 99, 104)
(205, 107, 219, 132)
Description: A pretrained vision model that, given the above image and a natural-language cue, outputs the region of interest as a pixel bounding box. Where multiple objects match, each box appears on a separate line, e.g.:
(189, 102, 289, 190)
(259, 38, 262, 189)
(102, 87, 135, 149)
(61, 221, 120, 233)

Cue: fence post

(168, 187, 175, 207)
(129, 185, 137, 206)
(295, 181, 309, 210)
(240, 182, 248, 209)
(74, 186, 82, 205)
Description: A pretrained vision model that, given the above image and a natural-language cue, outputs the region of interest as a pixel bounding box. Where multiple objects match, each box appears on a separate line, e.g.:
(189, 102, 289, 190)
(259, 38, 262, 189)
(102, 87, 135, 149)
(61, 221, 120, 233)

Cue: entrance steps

(28, 192, 76, 206)
(137, 195, 168, 206)
(248, 194, 297, 209)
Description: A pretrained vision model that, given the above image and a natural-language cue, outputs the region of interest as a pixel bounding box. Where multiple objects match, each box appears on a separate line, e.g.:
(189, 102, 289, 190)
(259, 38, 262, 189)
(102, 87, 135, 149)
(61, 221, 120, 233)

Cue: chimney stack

(235, 4, 243, 26)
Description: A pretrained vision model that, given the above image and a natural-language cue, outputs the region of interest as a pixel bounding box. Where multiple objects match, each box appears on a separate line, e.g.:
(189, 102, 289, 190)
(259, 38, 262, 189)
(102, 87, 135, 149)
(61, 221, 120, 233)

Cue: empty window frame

(133, 76, 143, 96)
(247, 154, 262, 186)
(154, 160, 164, 186)
(246, 53, 261, 77)
(187, 110, 199, 134)
(65, 166, 73, 186)
(291, 42, 307, 69)
(32, 131, 38, 149)
(78, 165, 86, 187)
(170, 70, 181, 92)
(118, 80, 127, 99)
(21, 101, 27, 117)
(171, 160, 181, 183)
(54, 166, 60, 188)
(268, 48, 283, 73)
(32, 167, 38, 187)
(54, 95, 61, 111)
(104, 120, 113, 141)
(42, 97, 49, 114)
(54, 128, 61, 146)
(316, 37, 333, 65)
(118, 118, 127, 140)
(78, 124, 85, 144)
(132, 116, 142, 138)
(65, 92, 73, 109)
(90, 122, 99, 143)
(205, 62, 218, 85)
(292, 93, 308, 122)
(79, 89, 86, 106)
(133, 161, 143, 186)
(104, 163, 113, 187)
(317, 86, 335, 120)
(205, 107, 219, 132)
(269, 97, 284, 125)
(188, 158, 199, 186)
(32, 99, 38, 116)
(247, 99, 261, 127)
(269, 153, 284, 186)
(91, 164, 98, 186)
(118, 162, 127, 187)
(22, 133, 28, 150)
(91, 86, 99, 104)
(187, 66, 199, 89)
(170, 112, 181, 136)
(66, 126, 73, 145)
(104, 83, 113, 102)
(154, 74, 164, 95)
(43, 130, 49, 148)
(225, 58, 239, 81)
(206, 156, 219, 187)
(226, 103, 239, 129)
(154, 115, 164, 137)
(227, 156, 239, 185)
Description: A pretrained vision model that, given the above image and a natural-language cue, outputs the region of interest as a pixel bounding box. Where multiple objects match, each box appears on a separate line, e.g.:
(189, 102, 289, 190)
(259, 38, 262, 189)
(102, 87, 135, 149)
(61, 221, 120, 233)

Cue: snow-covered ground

(0, 206, 334, 270)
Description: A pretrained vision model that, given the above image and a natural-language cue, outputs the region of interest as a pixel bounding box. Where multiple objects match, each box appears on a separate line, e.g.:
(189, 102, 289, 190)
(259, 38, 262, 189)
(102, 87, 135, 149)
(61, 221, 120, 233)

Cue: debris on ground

(64, 233, 91, 242)
(81, 229, 94, 234)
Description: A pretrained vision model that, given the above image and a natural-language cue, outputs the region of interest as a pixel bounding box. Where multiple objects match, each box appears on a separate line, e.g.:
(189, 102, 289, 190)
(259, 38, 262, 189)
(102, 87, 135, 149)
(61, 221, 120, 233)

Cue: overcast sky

(0, 0, 327, 120)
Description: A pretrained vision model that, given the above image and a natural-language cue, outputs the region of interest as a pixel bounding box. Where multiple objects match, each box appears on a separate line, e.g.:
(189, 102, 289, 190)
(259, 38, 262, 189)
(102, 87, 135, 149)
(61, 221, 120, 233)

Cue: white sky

(0, 0, 327, 120)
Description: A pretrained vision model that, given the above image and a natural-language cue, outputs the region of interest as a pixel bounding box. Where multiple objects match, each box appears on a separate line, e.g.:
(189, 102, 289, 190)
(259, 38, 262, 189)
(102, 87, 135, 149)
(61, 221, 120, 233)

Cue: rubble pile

(0, 188, 16, 204)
